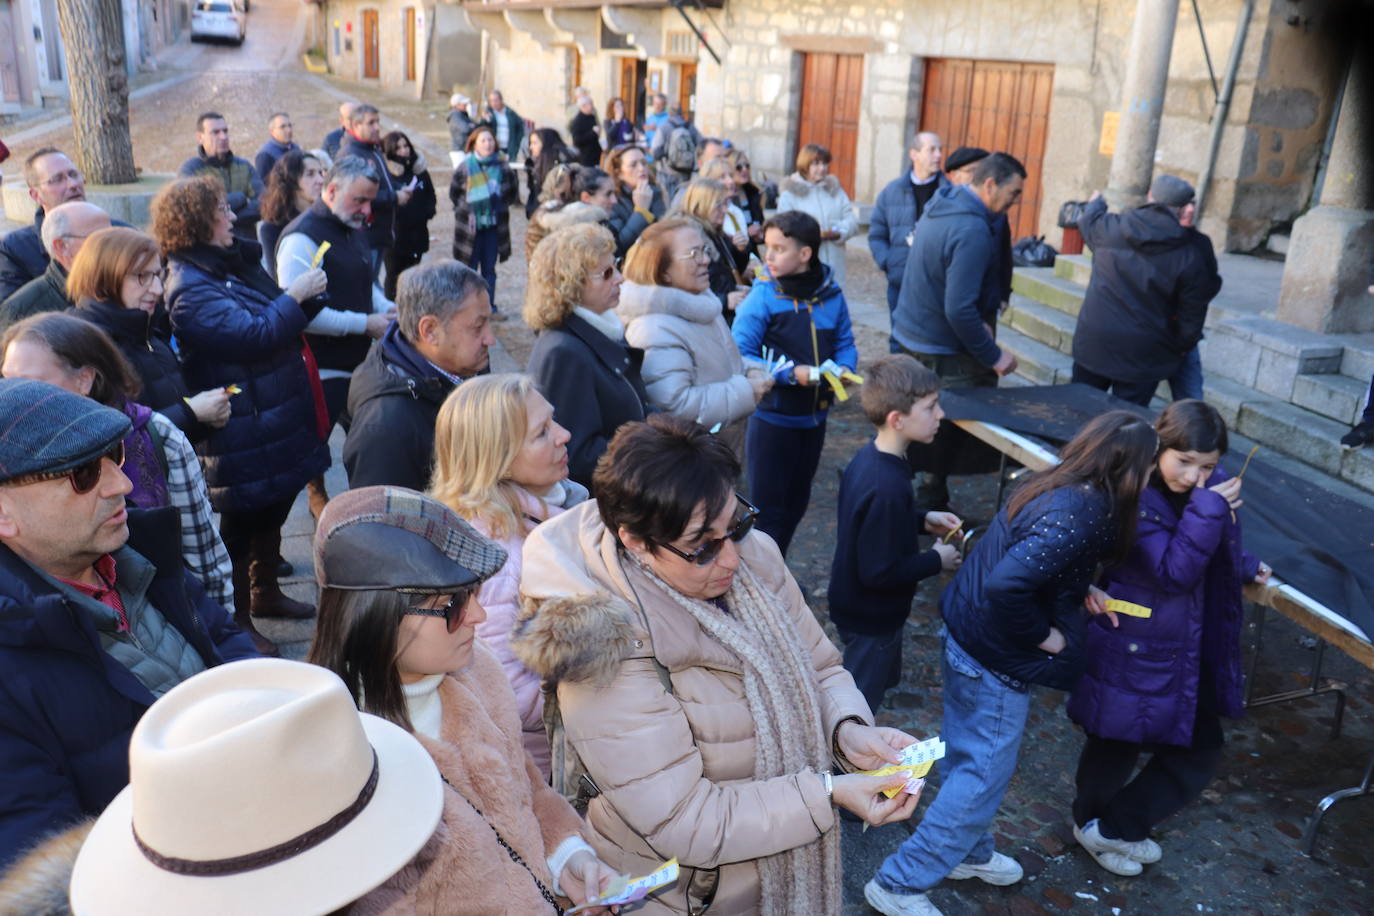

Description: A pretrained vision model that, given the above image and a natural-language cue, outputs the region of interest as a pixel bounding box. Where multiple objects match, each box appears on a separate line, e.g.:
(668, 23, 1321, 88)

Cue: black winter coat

(343, 323, 456, 491)
(526, 313, 648, 487)
(1071, 198, 1223, 384)
(165, 240, 330, 513)
(0, 506, 256, 870)
(0, 258, 69, 331)
(0, 217, 46, 302)
(569, 111, 601, 167)
(387, 155, 437, 261)
(941, 482, 1116, 691)
(606, 187, 666, 259)
(70, 298, 204, 442)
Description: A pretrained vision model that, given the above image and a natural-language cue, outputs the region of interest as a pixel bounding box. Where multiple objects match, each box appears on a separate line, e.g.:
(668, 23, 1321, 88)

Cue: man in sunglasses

(0, 378, 257, 872)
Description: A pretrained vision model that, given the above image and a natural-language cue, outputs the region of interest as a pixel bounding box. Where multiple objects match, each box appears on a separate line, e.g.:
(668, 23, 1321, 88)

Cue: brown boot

(228, 537, 280, 656)
(306, 475, 329, 521)
(249, 528, 315, 620)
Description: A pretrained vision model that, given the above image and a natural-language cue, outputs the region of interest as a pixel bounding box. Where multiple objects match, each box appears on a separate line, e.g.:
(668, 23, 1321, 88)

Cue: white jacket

(777, 173, 858, 288)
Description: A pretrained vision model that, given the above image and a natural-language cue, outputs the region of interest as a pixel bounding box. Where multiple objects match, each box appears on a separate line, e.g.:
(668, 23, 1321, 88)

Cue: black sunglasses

(6, 441, 125, 494)
(657, 494, 759, 566)
(403, 593, 467, 633)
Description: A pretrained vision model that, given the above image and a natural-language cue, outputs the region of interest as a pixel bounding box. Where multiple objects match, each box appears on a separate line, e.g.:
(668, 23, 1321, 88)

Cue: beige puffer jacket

(513, 501, 871, 915)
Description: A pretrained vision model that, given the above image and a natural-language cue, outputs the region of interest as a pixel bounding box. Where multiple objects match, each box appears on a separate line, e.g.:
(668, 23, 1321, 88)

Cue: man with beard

(177, 112, 265, 238)
(340, 103, 412, 281)
(277, 156, 395, 517)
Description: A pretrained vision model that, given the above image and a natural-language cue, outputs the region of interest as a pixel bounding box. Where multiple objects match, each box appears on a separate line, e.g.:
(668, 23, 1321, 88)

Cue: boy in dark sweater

(829, 354, 963, 710)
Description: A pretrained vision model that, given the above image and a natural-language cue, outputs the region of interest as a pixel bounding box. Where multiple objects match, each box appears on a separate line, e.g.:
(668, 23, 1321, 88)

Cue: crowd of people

(0, 83, 1317, 916)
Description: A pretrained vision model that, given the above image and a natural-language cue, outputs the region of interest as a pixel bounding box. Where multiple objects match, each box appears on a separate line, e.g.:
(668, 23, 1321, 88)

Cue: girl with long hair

(1066, 400, 1270, 876)
(524, 127, 571, 218)
(428, 373, 587, 777)
(865, 410, 1160, 916)
(257, 150, 325, 277)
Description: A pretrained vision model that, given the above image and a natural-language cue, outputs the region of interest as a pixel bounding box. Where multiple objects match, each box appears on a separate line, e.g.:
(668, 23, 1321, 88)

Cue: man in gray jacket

(869, 132, 946, 349)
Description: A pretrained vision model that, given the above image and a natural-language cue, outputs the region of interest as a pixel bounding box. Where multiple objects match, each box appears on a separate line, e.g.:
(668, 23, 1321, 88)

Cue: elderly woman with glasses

(524, 222, 648, 488)
(67, 226, 229, 444)
(514, 415, 922, 916)
(153, 174, 330, 656)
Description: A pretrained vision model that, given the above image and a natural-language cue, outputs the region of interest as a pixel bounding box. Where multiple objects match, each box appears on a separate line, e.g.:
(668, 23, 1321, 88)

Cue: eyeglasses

(594, 259, 624, 283)
(402, 593, 468, 633)
(39, 169, 83, 188)
(5, 441, 125, 494)
(674, 245, 719, 264)
(132, 269, 162, 288)
(656, 494, 759, 566)
(218, 202, 234, 216)
(735, 162, 750, 171)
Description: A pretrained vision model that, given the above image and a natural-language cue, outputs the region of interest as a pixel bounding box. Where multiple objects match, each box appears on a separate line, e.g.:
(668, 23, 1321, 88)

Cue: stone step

(1235, 397, 1353, 477)
(996, 325, 1074, 386)
(1291, 373, 1371, 426)
(1199, 316, 1345, 398)
(1011, 267, 1085, 317)
(1053, 253, 1093, 286)
(1339, 335, 1374, 382)
(1001, 293, 1077, 354)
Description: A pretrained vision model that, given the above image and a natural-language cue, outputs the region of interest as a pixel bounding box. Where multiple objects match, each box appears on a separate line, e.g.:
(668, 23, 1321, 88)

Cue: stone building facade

(454, 0, 1360, 258)
(321, 0, 479, 97)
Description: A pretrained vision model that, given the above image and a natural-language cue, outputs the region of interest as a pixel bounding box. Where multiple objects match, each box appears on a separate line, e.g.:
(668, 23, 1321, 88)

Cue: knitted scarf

(465, 153, 505, 231)
(119, 400, 169, 509)
(629, 556, 841, 915)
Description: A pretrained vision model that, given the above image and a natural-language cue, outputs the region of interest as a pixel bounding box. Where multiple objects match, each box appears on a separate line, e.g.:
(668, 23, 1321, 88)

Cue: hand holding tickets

(1105, 599, 1152, 619)
(566, 858, 679, 913)
(223, 384, 242, 395)
(817, 358, 865, 402)
(860, 736, 947, 798)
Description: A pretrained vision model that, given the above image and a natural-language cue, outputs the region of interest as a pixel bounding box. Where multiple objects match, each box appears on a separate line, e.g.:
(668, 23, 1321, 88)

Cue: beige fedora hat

(69, 658, 442, 916)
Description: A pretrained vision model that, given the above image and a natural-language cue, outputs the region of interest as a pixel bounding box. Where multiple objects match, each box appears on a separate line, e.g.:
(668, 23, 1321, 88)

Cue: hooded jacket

(1068, 473, 1258, 745)
(1071, 197, 1223, 384)
(942, 483, 1115, 691)
(776, 174, 857, 288)
(0, 508, 255, 871)
(512, 502, 871, 915)
(70, 299, 204, 441)
(892, 184, 1005, 368)
(617, 281, 755, 458)
(343, 323, 456, 491)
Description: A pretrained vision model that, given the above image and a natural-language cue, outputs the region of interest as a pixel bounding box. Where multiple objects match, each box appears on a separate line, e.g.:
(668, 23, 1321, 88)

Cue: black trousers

(1071, 362, 1160, 408)
(897, 347, 1000, 508)
(745, 416, 825, 557)
(838, 627, 904, 712)
(1072, 681, 1225, 842)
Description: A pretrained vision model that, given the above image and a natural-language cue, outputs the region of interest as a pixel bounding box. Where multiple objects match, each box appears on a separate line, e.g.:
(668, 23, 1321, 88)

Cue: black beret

(944, 147, 990, 173)
(0, 379, 131, 484)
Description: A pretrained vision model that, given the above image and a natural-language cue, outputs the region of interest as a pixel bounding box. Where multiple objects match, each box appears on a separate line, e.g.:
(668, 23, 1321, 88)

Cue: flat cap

(0, 378, 130, 485)
(1150, 174, 1195, 208)
(314, 486, 507, 593)
(944, 146, 990, 173)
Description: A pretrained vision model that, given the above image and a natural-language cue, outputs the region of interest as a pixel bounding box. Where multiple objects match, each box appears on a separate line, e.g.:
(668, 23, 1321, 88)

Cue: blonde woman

(670, 178, 748, 314)
(524, 223, 649, 486)
(777, 144, 858, 287)
(428, 374, 586, 777)
(617, 217, 770, 460)
(698, 158, 753, 252)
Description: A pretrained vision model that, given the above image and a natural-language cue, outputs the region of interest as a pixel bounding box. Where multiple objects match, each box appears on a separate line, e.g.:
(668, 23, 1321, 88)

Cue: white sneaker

(1074, 820, 1145, 876)
(863, 879, 945, 916)
(1075, 818, 1162, 863)
(947, 850, 1024, 886)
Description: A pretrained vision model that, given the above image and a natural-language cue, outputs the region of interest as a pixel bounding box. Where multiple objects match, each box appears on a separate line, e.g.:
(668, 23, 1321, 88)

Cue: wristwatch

(822, 771, 833, 799)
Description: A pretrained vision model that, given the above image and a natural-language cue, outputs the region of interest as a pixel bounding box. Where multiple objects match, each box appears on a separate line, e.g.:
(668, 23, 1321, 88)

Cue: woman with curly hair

(257, 150, 325, 277)
(524, 222, 648, 487)
(152, 174, 330, 656)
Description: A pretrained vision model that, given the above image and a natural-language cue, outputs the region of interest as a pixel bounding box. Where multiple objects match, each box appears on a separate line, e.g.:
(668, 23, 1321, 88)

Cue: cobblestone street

(3, 4, 1372, 910)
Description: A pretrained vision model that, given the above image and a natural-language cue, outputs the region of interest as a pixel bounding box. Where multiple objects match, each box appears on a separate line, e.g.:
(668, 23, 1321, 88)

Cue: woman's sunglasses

(6, 441, 125, 494)
(657, 494, 759, 566)
(402, 593, 468, 633)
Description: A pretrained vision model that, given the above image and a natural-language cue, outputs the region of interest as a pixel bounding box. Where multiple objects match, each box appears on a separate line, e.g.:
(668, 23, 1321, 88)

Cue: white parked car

(191, 0, 247, 45)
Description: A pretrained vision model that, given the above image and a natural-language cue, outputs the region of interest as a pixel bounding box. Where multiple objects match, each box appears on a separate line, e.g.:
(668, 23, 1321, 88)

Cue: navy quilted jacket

(942, 482, 1116, 690)
(165, 241, 330, 512)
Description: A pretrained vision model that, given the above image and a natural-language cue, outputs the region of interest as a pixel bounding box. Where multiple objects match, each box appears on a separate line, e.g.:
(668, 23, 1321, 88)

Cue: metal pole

(1194, 0, 1256, 222)
(1105, 0, 1182, 208)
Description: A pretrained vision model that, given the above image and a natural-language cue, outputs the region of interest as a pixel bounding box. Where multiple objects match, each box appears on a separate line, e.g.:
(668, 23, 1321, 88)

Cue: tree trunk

(55, 0, 137, 185)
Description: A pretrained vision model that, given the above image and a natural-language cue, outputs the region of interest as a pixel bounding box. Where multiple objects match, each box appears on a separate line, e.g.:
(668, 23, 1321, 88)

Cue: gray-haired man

(343, 261, 494, 491)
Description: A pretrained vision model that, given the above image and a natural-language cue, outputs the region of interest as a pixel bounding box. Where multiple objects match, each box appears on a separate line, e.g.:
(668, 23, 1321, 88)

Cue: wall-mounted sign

(1099, 111, 1120, 157)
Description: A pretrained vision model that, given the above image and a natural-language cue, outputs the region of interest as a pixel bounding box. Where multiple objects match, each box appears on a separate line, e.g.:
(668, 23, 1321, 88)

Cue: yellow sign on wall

(1099, 111, 1121, 156)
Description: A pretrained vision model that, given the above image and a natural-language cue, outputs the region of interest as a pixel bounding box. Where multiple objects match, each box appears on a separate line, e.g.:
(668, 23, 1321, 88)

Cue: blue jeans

(886, 282, 903, 353)
(469, 228, 499, 307)
(838, 627, 904, 712)
(1168, 347, 1204, 401)
(875, 634, 1031, 893)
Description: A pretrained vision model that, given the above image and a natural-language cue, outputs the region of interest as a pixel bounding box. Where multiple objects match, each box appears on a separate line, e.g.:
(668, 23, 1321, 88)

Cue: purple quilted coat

(1067, 470, 1259, 746)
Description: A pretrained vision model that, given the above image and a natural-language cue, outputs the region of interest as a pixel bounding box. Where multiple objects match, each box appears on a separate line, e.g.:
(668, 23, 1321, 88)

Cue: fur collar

(542, 201, 607, 232)
(616, 280, 721, 325)
(781, 172, 841, 198)
(0, 819, 93, 914)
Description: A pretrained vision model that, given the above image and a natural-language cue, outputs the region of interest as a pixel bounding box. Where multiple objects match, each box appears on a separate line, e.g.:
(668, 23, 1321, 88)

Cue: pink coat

(471, 483, 586, 778)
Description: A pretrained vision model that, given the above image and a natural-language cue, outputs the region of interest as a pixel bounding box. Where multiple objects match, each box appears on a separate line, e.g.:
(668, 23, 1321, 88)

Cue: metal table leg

(1301, 750, 1374, 856)
(1243, 604, 1348, 739)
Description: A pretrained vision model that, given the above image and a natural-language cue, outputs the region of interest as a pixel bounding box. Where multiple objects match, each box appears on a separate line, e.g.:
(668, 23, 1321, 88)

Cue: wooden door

(361, 9, 379, 80)
(402, 7, 416, 82)
(920, 58, 1054, 241)
(677, 62, 697, 122)
(796, 52, 864, 197)
(618, 57, 646, 126)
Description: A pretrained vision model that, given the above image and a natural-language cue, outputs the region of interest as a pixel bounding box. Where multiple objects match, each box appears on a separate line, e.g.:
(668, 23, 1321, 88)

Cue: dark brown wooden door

(362, 9, 379, 80)
(677, 62, 697, 122)
(920, 58, 1053, 241)
(618, 57, 646, 126)
(403, 7, 416, 82)
(796, 52, 864, 197)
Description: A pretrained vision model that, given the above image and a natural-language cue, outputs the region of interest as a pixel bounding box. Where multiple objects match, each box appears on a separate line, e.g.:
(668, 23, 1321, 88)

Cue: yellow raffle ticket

(861, 736, 946, 798)
(1105, 599, 1152, 619)
(310, 240, 332, 268)
(821, 370, 865, 402)
(567, 858, 679, 912)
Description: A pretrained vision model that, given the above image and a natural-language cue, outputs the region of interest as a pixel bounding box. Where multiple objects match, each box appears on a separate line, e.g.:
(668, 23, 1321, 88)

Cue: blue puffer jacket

(731, 265, 857, 429)
(0, 507, 256, 870)
(165, 241, 330, 513)
(943, 482, 1116, 690)
(1068, 472, 1258, 745)
(868, 170, 950, 286)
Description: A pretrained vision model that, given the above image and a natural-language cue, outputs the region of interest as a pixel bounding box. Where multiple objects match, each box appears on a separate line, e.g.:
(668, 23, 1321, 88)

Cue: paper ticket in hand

(1105, 599, 1152, 619)
(309, 240, 332, 268)
(862, 737, 946, 798)
(567, 858, 680, 912)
